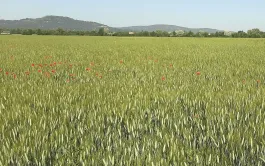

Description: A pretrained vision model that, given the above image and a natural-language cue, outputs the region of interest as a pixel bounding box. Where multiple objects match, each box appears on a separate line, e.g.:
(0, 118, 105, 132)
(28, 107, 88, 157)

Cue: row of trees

(1, 28, 265, 38)
(112, 28, 265, 38)
(1, 28, 100, 36)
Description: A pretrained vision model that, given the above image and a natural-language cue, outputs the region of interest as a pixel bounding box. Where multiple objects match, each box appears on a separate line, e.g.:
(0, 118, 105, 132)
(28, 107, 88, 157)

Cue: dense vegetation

(0, 15, 219, 33)
(1, 27, 265, 38)
(0, 16, 113, 32)
(1, 36, 265, 165)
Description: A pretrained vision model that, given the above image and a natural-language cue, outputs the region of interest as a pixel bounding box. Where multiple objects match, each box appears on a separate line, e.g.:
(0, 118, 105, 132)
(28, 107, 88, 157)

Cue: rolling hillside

(0, 15, 221, 33)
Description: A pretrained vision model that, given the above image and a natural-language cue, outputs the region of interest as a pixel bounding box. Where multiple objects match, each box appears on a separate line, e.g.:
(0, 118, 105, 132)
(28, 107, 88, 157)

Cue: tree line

(1, 28, 265, 38)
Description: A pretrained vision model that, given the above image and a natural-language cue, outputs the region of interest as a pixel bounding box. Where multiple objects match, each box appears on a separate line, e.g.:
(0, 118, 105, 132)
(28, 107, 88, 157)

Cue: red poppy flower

(38, 64, 43, 68)
(0, 68, 2, 72)
(86, 68, 91, 71)
(96, 73, 99, 76)
(31, 64, 35, 67)
(257, 80, 261, 83)
(120, 60, 123, 64)
(5, 72, 8, 75)
(196, 72, 201, 76)
(170, 64, 173, 67)
(51, 70, 56, 74)
(162, 76, 166, 81)
(38, 70, 42, 73)
(13, 74, 17, 79)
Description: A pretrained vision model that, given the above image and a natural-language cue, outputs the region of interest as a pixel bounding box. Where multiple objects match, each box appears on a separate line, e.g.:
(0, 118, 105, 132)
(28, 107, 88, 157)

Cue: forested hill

(0, 15, 118, 31)
(0, 15, 220, 33)
(119, 24, 220, 33)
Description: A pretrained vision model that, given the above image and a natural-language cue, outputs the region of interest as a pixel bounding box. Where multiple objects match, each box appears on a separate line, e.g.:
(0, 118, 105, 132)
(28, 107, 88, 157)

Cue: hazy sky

(1, 0, 265, 31)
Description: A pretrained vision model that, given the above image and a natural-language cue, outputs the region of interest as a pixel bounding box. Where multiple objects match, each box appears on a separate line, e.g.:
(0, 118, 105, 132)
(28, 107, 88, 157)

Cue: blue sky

(1, 0, 265, 31)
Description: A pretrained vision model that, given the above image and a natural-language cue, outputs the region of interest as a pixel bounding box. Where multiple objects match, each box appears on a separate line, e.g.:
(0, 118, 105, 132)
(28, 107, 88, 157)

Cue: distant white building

(1, 31, 11, 35)
(224, 31, 234, 37)
(129, 32, 135, 35)
(103, 27, 109, 33)
(99, 25, 109, 33)
(107, 32, 115, 36)
(175, 30, 185, 36)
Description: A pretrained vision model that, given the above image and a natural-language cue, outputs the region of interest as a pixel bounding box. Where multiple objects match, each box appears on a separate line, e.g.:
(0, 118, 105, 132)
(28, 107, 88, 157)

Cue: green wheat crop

(1, 36, 265, 165)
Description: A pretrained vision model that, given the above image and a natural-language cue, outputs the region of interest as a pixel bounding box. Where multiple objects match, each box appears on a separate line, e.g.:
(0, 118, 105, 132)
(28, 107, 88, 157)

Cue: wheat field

(1, 36, 265, 165)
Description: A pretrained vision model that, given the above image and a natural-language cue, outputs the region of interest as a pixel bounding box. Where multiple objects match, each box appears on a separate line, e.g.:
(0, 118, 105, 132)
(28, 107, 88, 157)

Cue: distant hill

(0, 15, 222, 33)
(0, 15, 117, 31)
(119, 24, 221, 33)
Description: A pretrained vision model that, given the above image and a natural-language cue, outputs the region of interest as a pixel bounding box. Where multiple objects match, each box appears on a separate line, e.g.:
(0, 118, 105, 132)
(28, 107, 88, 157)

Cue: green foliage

(55, 28, 65, 36)
(21, 29, 34, 35)
(247, 29, 263, 38)
(98, 28, 105, 36)
(1, 36, 265, 165)
(2, 27, 265, 38)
